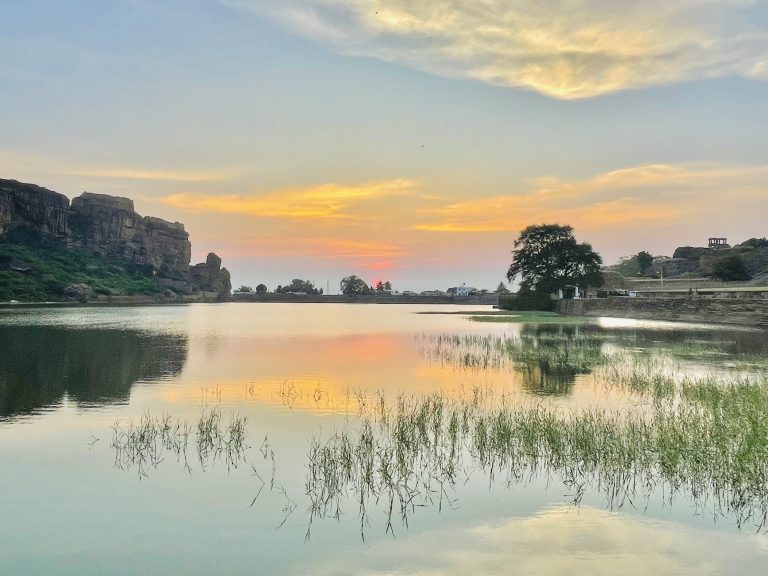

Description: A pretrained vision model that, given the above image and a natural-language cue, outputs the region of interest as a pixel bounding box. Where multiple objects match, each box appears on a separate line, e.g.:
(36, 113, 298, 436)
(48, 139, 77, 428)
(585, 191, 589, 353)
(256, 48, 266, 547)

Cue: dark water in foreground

(1, 304, 767, 575)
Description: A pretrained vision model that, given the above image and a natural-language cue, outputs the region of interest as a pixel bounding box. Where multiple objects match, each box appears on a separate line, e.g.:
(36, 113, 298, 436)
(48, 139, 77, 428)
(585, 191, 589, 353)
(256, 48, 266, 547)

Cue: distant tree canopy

(340, 275, 371, 295)
(507, 224, 603, 294)
(496, 282, 510, 294)
(237, 285, 253, 293)
(614, 251, 654, 277)
(275, 279, 322, 295)
(636, 251, 654, 272)
(374, 280, 393, 292)
(255, 284, 267, 294)
(712, 256, 751, 281)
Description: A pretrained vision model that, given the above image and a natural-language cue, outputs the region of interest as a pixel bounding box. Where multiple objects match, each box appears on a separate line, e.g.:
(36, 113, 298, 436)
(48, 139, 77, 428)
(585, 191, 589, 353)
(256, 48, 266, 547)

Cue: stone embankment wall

(557, 296, 768, 329)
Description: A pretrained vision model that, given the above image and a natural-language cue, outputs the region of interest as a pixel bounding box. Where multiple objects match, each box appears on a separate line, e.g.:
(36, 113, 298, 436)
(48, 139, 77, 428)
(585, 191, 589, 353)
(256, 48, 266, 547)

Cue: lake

(2, 303, 768, 575)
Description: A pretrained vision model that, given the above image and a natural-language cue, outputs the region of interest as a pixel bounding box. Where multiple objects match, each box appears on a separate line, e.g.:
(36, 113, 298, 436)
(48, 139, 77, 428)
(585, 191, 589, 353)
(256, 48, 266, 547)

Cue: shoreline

(0, 294, 500, 308)
(557, 296, 768, 330)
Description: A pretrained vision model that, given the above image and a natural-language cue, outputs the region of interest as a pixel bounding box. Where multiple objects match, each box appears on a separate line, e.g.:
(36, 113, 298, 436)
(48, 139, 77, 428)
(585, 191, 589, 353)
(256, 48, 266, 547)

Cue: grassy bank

(0, 241, 160, 301)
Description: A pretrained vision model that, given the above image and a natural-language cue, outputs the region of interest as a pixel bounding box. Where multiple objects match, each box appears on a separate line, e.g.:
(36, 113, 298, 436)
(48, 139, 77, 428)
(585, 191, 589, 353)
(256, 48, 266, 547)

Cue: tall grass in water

(112, 409, 248, 477)
(305, 375, 768, 538)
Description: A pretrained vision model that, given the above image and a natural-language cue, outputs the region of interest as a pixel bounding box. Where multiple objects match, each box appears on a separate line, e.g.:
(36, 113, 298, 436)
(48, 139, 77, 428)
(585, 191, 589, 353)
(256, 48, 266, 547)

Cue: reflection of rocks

(0, 326, 187, 418)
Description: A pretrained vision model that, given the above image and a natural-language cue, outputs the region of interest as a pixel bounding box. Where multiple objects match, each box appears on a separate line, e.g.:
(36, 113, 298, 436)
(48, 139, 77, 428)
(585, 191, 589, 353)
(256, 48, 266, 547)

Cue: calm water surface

(1, 303, 767, 575)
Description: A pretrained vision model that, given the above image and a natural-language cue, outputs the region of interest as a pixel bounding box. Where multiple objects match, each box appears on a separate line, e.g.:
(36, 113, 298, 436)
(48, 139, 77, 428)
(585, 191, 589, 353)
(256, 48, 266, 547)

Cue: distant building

(708, 237, 729, 249)
(420, 290, 445, 297)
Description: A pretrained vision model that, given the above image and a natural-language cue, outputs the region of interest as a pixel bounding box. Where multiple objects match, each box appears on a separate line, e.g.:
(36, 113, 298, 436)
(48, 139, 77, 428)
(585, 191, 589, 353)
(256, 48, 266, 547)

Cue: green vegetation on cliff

(0, 240, 160, 302)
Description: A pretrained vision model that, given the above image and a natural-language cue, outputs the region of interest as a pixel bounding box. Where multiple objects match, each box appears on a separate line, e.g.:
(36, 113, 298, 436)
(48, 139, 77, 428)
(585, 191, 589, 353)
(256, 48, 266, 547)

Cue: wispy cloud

(0, 149, 234, 184)
(416, 163, 768, 232)
(63, 168, 234, 183)
(223, 0, 768, 98)
(160, 179, 418, 220)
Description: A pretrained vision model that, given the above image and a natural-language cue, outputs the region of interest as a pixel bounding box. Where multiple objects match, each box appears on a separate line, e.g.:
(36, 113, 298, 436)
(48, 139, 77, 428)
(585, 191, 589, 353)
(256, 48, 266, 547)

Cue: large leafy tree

(340, 275, 371, 295)
(506, 224, 603, 294)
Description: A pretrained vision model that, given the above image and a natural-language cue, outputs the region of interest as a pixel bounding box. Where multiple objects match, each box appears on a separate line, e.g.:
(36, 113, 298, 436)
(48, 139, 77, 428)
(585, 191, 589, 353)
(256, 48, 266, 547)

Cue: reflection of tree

(515, 325, 607, 396)
(0, 326, 187, 418)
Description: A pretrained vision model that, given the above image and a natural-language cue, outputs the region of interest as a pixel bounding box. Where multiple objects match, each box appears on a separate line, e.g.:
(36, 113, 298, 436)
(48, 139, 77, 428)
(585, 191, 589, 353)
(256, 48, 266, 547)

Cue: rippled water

(1, 303, 767, 575)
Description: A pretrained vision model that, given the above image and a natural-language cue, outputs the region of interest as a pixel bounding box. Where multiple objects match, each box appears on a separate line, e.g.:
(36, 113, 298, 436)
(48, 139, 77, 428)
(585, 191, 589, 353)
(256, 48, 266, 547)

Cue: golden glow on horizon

(236, 0, 768, 98)
(149, 162, 768, 272)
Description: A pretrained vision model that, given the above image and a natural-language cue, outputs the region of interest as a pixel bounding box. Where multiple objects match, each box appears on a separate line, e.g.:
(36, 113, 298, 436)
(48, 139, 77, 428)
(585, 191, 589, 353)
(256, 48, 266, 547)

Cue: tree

(383, 281, 392, 291)
(255, 284, 267, 294)
(374, 280, 393, 292)
(237, 285, 253, 293)
(506, 224, 603, 295)
(636, 251, 654, 273)
(712, 256, 751, 281)
(275, 279, 321, 294)
(496, 282, 510, 294)
(340, 275, 370, 295)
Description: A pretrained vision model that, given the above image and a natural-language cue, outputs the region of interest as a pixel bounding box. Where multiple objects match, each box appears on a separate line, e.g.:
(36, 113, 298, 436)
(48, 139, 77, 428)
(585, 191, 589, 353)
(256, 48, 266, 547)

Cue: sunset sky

(2, 0, 768, 292)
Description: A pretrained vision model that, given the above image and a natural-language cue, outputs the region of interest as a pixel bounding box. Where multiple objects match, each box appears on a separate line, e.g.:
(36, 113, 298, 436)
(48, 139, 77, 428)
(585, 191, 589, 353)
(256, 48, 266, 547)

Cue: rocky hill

(0, 178, 230, 302)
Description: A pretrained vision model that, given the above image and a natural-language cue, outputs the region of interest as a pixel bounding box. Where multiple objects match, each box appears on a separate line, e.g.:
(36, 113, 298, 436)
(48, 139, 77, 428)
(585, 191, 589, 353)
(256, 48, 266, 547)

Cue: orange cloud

(160, 179, 419, 220)
(416, 163, 768, 232)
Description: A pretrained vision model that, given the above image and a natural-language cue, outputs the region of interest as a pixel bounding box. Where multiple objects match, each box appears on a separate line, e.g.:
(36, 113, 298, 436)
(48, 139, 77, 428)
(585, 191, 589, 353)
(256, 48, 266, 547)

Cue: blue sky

(2, 0, 768, 291)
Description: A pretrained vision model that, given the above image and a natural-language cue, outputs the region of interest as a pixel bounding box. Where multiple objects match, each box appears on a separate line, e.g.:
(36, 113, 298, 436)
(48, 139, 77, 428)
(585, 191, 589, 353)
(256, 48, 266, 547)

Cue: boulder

(190, 253, 231, 299)
(62, 283, 94, 303)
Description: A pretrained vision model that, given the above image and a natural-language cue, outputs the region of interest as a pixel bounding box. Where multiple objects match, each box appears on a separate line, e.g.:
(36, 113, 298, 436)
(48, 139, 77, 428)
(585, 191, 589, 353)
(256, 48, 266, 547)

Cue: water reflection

(0, 325, 187, 418)
(309, 505, 768, 575)
(422, 323, 768, 399)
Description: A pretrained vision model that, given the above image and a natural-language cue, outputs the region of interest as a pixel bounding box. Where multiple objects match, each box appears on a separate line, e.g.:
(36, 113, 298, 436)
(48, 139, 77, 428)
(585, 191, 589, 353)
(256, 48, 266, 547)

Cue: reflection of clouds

(312, 505, 768, 575)
(224, 0, 768, 98)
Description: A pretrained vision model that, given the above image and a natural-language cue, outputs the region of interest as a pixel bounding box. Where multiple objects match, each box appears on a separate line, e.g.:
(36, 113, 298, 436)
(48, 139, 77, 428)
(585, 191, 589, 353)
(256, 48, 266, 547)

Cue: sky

(1, 0, 768, 293)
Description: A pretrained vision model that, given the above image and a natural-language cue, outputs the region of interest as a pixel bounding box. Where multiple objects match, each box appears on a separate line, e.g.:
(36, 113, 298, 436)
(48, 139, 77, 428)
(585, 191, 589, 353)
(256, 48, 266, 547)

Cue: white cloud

(222, 0, 768, 98)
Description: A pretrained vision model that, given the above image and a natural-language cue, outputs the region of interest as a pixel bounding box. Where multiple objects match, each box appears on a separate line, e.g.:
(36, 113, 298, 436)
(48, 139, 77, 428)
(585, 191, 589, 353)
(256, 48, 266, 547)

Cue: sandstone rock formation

(69, 192, 191, 278)
(189, 252, 232, 297)
(0, 179, 70, 240)
(0, 178, 231, 299)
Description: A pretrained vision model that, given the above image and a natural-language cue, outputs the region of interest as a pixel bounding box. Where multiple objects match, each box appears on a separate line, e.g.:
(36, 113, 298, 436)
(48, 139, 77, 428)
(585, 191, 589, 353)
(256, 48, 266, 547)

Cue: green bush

(499, 288, 555, 311)
(712, 255, 751, 281)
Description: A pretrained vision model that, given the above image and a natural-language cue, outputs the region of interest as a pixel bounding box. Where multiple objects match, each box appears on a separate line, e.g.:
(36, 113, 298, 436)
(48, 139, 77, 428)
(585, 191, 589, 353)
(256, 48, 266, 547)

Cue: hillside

(0, 178, 231, 302)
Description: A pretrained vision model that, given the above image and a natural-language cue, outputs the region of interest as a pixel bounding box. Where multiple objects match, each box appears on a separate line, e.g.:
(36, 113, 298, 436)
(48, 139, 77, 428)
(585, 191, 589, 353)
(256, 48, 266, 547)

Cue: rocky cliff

(0, 179, 70, 240)
(69, 192, 191, 278)
(0, 178, 231, 300)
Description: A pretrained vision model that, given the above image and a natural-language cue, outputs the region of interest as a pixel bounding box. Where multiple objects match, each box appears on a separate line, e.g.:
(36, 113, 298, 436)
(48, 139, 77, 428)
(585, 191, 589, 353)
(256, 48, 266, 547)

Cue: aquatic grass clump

(112, 409, 249, 477)
(305, 374, 768, 538)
